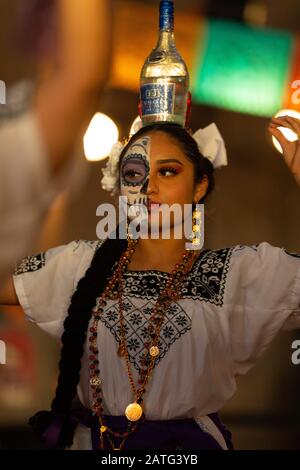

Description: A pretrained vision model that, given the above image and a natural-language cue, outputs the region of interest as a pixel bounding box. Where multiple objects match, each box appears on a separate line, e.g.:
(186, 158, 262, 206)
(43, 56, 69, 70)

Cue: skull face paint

(120, 136, 151, 207)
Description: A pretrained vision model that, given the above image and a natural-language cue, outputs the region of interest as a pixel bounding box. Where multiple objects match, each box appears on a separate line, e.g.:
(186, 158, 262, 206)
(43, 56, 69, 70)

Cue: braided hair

(29, 237, 127, 448)
(29, 123, 215, 448)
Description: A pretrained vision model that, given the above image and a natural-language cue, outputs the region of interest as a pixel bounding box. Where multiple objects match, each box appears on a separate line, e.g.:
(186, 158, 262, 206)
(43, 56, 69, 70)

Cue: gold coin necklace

(117, 246, 198, 424)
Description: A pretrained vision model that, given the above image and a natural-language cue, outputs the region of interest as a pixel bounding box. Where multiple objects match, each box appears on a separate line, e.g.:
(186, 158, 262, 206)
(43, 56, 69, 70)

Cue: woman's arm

(268, 115, 300, 186)
(34, 0, 113, 175)
(0, 276, 19, 306)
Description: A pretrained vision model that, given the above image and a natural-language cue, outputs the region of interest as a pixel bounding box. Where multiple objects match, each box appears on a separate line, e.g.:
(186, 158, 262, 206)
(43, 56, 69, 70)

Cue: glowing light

(129, 115, 142, 137)
(84, 113, 119, 162)
(272, 109, 300, 154)
(192, 19, 293, 116)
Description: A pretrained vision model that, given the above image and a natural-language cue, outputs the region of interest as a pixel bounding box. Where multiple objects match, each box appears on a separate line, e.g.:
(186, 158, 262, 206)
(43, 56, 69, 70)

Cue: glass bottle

(140, 0, 189, 127)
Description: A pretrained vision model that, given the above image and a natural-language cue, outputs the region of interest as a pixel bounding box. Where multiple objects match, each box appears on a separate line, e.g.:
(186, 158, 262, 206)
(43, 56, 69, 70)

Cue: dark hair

(119, 123, 215, 203)
(29, 238, 128, 449)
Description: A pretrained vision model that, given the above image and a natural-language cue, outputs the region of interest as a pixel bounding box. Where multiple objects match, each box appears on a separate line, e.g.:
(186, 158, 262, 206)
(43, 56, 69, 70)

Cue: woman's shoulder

(197, 241, 298, 265)
(193, 241, 300, 280)
(189, 242, 298, 306)
(191, 242, 300, 309)
(71, 239, 105, 253)
(14, 239, 105, 276)
(193, 245, 236, 276)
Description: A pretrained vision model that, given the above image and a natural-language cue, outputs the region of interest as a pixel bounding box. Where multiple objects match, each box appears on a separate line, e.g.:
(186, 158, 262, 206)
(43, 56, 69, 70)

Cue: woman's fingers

(268, 125, 296, 156)
(269, 115, 300, 186)
(271, 115, 300, 135)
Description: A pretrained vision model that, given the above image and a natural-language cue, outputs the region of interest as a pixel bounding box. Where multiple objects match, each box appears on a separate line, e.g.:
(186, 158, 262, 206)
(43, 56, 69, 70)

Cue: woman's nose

(142, 171, 158, 195)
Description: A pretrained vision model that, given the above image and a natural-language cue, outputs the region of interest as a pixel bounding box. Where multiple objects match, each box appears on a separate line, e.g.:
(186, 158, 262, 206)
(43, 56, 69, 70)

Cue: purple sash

(43, 402, 233, 450)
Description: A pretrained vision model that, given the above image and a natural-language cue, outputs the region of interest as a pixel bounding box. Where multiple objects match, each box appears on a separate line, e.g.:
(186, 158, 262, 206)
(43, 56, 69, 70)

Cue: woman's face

(120, 131, 208, 235)
(120, 131, 207, 207)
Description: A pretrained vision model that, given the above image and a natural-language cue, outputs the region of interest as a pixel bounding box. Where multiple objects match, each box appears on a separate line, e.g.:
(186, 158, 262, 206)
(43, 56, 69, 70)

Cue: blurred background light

(83, 112, 119, 162)
(0, 79, 6, 104)
(129, 115, 142, 137)
(272, 108, 300, 153)
(192, 19, 294, 117)
(243, 0, 267, 27)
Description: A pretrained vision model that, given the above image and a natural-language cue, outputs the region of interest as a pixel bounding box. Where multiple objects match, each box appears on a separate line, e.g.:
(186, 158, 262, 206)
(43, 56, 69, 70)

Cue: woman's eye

(121, 159, 147, 184)
(124, 170, 141, 178)
(158, 167, 179, 176)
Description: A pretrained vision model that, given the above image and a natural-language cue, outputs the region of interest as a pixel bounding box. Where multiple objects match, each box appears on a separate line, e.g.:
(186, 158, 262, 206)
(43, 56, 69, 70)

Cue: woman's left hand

(268, 115, 300, 186)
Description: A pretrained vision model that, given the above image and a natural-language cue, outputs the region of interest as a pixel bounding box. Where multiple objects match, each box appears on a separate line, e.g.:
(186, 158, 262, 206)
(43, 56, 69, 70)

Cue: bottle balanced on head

(140, 0, 189, 127)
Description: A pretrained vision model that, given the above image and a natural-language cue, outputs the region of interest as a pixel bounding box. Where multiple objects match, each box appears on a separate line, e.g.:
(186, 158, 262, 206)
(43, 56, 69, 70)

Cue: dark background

(0, 0, 299, 450)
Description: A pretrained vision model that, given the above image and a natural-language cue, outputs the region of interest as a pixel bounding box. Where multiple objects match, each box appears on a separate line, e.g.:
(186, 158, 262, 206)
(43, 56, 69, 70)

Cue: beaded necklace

(88, 239, 198, 450)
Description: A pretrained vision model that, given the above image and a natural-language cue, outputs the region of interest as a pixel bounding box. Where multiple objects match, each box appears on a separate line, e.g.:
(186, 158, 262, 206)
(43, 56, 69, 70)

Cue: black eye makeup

(121, 156, 149, 186)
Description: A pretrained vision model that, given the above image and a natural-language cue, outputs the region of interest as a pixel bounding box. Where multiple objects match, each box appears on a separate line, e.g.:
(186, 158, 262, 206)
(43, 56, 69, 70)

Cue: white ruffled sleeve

(12, 240, 102, 338)
(225, 242, 300, 376)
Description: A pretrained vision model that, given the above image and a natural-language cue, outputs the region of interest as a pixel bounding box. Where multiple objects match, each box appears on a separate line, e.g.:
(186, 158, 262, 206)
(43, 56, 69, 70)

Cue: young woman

(1, 116, 300, 451)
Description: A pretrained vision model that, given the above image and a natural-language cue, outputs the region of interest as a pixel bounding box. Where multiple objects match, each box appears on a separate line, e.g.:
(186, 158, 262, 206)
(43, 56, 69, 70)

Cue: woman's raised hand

(268, 115, 300, 186)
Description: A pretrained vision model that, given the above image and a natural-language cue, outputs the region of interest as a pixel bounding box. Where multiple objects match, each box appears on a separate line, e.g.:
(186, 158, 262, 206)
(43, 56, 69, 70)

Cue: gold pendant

(100, 425, 107, 433)
(149, 346, 159, 357)
(125, 402, 143, 422)
(90, 376, 102, 387)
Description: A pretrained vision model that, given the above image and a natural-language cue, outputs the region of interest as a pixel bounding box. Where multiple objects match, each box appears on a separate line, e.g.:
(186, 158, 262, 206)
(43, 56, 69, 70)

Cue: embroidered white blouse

(12, 240, 300, 449)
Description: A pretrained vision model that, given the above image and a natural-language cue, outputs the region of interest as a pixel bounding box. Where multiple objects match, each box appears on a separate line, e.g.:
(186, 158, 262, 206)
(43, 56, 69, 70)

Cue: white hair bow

(192, 123, 228, 169)
(101, 141, 123, 194)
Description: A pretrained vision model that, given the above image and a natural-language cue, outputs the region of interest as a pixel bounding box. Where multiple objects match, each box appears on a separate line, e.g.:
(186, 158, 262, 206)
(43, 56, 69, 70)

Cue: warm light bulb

(84, 113, 119, 161)
(129, 115, 142, 137)
(272, 109, 300, 154)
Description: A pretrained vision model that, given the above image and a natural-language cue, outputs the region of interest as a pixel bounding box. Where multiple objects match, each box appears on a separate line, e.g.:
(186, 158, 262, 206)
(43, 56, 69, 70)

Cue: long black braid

(29, 237, 127, 448)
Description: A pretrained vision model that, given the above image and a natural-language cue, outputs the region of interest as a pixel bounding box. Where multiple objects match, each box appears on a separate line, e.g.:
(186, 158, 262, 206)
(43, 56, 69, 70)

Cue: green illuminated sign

(192, 20, 294, 116)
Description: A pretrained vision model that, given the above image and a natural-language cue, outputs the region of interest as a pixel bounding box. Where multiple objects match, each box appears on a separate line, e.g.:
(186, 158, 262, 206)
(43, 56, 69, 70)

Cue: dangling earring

(127, 216, 133, 241)
(191, 202, 202, 248)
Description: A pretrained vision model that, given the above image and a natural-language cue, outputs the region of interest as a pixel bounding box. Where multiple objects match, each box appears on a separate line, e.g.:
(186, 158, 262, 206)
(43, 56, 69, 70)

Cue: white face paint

(120, 136, 151, 207)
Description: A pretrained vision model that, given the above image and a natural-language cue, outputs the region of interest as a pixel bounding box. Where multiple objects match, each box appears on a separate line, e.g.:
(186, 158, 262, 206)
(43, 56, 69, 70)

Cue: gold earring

(192, 204, 202, 248)
(126, 217, 133, 241)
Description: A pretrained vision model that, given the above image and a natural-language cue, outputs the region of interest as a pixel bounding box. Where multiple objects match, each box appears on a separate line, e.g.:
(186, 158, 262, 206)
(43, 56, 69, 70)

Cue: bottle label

(141, 83, 175, 116)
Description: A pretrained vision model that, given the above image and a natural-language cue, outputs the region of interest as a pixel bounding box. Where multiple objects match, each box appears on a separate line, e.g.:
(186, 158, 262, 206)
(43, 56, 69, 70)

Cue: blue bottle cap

(159, 0, 174, 31)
